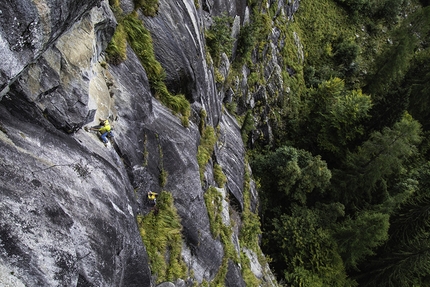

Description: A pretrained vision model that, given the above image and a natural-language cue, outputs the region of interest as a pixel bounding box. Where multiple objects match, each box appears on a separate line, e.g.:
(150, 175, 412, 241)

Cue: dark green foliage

(251, 146, 330, 203)
(245, 1, 430, 286)
(388, 163, 430, 245)
(205, 14, 235, 66)
(333, 211, 389, 270)
(365, 28, 417, 101)
(334, 0, 405, 20)
(303, 65, 319, 88)
(252, 146, 331, 212)
(333, 39, 360, 75)
(240, 110, 255, 145)
(403, 47, 430, 130)
(364, 7, 430, 131)
(235, 23, 255, 63)
(357, 242, 430, 287)
(315, 79, 371, 154)
(379, 0, 405, 22)
(355, 165, 430, 286)
(389, 193, 430, 246)
(252, 146, 338, 282)
(335, 0, 371, 13)
(268, 205, 356, 287)
(294, 78, 372, 163)
(332, 113, 422, 209)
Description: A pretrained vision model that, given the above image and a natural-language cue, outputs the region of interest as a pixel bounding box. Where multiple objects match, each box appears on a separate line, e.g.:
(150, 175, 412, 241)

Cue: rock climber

(98, 119, 112, 146)
(85, 118, 113, 146)
(148, 191, 158, 205)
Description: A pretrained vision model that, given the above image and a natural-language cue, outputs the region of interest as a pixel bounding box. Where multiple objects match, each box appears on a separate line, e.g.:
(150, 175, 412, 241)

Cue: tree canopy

(247, 2, 430, 286)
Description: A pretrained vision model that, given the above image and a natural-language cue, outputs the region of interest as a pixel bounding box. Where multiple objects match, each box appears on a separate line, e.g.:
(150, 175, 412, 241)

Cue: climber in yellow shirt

(85, 118, 114, 146)
(148, 191, 158, 205)
(98, 119, 111, 145)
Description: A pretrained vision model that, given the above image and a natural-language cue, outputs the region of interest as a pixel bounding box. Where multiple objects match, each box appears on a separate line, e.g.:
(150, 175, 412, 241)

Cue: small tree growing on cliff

(205, 14, 235, 66)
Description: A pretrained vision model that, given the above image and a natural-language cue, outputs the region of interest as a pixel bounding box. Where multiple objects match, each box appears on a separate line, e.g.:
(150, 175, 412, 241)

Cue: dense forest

(211, 0, 430, 286)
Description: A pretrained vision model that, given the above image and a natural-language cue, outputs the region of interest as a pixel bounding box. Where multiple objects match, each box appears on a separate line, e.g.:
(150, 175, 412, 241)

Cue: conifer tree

(270, 205, 356, 287)
(366, 6, 430, 132)
(331, 113, 421, 209)
(333, 211, 389, 270)
(355, 163, 430, 286)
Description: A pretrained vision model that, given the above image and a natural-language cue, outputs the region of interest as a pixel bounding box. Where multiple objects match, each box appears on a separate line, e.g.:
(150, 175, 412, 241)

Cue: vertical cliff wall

(0, 0, 299, 286)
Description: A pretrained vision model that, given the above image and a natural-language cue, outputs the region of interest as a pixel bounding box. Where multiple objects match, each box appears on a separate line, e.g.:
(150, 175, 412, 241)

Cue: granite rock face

(0, 0, 299, 286)
(0, 0, 103, 98)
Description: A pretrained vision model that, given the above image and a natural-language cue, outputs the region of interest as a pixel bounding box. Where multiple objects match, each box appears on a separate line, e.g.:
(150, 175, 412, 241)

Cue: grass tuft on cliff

(105, 8, 190, 126)
(197, 125, 217, 182)
(204, 183, 263, 286)
(134, 0, 159, 16)
(197, 110, 222, 186)
(124, 14, 190, 126)
(239, 159, 261, 251)
(213, 163, 227, 188)
(204, 186, 239, 285)
(105, 23, 127, 65)
(137, 191, 187, 283)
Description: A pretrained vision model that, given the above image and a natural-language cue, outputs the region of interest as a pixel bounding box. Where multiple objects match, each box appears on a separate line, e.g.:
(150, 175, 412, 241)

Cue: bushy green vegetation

(240, 110, 255, 145)
(205, 14, 235, 67)
(203, 186, 238, 284)
(197, 124, 217, 182)
(295, 0, 362, 88)
(239, 160, 262, 251)
(137, 191, 187, 284)
(203, 184, 263, 286)
(213, 163, 227, 188)
(335, 0, 406, 22)
(105, 20, 127, 64)
(134, 0, 159, 16)
(244, 1, 430, 286)
(356, 163, 430, 287)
